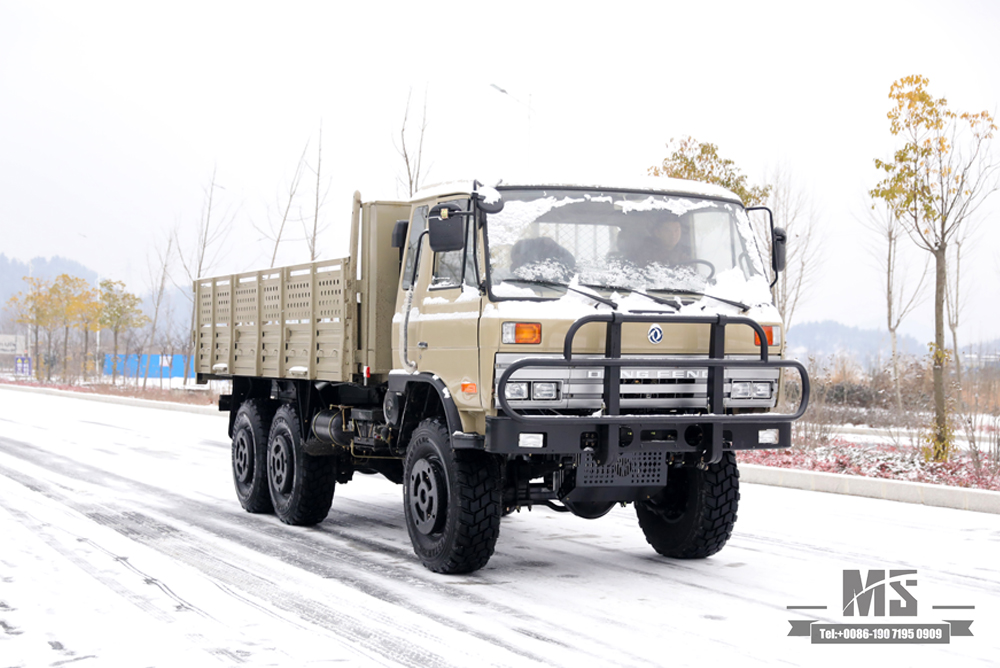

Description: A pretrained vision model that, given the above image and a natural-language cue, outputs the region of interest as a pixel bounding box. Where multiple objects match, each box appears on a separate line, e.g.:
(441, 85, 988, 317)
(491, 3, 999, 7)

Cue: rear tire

(635, 452, 739, 559)
(232, 399, 274, 514)
(404, 419, 502, 574)
(267, 404, 336, 526)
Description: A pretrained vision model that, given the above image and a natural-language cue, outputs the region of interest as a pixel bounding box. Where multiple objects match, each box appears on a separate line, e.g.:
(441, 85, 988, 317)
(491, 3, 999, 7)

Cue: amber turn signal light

(502, 322, 541, 344)
(754, 326, 777, 346)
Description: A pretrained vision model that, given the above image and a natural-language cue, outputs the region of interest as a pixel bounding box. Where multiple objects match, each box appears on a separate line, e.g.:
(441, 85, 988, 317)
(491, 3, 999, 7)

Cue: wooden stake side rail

(195, 258, 354, 382)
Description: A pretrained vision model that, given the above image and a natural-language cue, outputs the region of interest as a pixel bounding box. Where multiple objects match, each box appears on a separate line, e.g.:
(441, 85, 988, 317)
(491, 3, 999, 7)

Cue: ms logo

(843, 569, 918, 617)
(647, 324, 663, 345)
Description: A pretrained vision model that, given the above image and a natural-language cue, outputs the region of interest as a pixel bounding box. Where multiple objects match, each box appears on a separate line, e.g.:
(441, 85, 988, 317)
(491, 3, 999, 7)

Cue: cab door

(407, 199, 484, 412)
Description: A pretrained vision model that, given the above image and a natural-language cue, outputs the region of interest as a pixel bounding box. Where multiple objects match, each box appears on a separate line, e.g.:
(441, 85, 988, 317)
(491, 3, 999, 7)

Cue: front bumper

(487, 313, 809, 465)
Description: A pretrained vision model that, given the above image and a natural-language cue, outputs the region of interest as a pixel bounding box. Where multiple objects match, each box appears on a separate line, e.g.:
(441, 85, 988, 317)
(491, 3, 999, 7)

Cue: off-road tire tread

(233, 398, 276, 514)
(406, 419, 501, 574)
(269, 404, 336, 526)
(636, 451, 740, 559)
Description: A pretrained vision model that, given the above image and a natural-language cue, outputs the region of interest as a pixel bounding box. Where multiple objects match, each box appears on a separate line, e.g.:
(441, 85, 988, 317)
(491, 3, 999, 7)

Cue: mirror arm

(746, 205, 781, 287)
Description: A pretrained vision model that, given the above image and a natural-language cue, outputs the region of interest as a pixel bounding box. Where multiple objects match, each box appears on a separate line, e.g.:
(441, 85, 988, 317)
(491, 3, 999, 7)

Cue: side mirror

(475, 186, 504, 214)
(391, 219, 408, 248)
(772, 227, 787, 273)
(428, 203, 466, 252)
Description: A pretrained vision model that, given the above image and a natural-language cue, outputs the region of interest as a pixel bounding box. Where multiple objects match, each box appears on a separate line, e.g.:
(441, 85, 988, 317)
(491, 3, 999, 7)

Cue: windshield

(485, 188, 767, 304)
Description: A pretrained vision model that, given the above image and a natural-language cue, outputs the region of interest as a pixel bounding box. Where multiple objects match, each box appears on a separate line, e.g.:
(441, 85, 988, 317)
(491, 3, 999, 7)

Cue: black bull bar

(488, 313, 810, 465)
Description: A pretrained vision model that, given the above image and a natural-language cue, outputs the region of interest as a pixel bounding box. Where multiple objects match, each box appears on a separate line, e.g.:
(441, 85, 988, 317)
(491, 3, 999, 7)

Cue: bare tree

(863, 198, 928, 411)
(175, 168, 237, 288)
(254, 144, 309, 267)
(159, 299, 183, 390)
(302, 123, 331, 262)
(395, 88, 429, 197)
(141, 235, 174, 389)
(760, 165, 822, 333)
(173, 169, 237, 385)
(945, 234, 969, 402)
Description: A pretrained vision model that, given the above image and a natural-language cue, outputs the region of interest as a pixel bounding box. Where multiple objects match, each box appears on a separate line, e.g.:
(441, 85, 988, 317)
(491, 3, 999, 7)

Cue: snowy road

(1, 386, 997, 667)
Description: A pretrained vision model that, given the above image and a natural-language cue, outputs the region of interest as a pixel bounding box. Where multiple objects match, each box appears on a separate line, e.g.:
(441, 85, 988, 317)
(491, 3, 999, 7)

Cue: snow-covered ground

(0, 386, 997, 667)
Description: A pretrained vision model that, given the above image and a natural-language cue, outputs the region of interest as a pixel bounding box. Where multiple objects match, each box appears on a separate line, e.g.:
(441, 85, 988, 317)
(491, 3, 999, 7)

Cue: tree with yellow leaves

(99, 279, 149, 384)
(871, 74, 1000, 460)
(49, 274, 94, 381)
(5, 276, 52, 380)
(74, 285, 102, 381)
(649, 136, 771, 206)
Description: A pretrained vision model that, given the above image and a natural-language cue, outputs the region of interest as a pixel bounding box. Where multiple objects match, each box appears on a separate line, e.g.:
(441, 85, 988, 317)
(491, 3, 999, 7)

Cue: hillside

(788, 320, 999, 364)
(0, 254, 99, 307)
(0, 255, 190, 337)
(784, 320, 924, 363)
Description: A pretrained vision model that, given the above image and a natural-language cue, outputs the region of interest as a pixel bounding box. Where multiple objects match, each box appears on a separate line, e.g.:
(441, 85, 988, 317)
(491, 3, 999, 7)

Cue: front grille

(495, 353, 779, 412)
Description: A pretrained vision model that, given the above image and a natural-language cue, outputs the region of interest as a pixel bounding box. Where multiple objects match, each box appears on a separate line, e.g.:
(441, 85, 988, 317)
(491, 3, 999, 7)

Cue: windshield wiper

(647, 288, 750, 312)
(503, 278, 618, 309)
(579, 283, 679, 310)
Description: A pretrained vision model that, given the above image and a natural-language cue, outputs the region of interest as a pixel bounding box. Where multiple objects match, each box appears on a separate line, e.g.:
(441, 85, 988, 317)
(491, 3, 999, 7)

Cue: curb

(824, 423, 972, 445)
(740, 463, 1000, 515)
(0, 383, 223, 416)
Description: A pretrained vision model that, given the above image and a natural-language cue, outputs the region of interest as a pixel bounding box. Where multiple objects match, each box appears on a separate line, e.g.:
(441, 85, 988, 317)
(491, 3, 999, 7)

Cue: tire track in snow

(0, 436, 643, 666)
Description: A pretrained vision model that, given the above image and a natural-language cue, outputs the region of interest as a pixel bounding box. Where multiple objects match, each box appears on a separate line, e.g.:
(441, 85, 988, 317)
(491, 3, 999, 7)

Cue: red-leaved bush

(738, 439, 1000, 492)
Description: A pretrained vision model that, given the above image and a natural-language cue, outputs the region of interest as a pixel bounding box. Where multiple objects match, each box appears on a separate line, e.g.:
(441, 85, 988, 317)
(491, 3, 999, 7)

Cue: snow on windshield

(615, 196, 716, 216)
(486, 189, 771, 307)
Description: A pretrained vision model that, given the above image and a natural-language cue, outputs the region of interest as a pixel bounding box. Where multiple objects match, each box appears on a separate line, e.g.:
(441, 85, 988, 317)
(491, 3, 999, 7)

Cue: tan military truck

(195, 178, 809, 574)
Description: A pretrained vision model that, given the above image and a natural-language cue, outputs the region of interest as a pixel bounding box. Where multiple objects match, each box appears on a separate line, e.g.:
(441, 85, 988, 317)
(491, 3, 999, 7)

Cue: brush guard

(488, 313, 810, 466)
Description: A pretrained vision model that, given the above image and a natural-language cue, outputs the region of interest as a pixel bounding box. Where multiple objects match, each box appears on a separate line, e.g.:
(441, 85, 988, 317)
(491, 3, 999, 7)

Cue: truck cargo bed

(195, 259, 355, 381)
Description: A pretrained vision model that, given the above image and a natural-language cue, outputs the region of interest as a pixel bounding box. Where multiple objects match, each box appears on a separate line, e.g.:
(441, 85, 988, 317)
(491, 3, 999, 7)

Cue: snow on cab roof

(410, 176, 743, 205)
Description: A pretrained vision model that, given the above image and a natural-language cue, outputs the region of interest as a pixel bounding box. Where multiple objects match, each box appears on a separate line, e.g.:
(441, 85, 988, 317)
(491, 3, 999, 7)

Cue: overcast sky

(2, 0, 999, 344)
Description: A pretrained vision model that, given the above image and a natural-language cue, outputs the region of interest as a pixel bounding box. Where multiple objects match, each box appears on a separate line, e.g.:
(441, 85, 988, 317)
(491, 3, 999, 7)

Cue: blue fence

(103, 354, 195, 379)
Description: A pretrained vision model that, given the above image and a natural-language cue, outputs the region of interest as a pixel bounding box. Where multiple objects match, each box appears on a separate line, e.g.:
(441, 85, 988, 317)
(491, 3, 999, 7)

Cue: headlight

(532, 381, 559, 400)
(731, 381, 752, 399)
(505, 382, 529, 400)
(732, 381, 773, 400)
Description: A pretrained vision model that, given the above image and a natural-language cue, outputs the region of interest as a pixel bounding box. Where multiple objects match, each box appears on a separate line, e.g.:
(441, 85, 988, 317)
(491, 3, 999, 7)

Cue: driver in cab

(614, 213, 689, 267)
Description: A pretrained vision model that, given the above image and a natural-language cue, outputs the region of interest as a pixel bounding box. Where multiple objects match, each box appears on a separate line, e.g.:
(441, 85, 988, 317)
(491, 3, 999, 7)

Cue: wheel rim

(234, 430, 253, 484)
(409, 458, 444, 535)
(269, 433, 294, 495)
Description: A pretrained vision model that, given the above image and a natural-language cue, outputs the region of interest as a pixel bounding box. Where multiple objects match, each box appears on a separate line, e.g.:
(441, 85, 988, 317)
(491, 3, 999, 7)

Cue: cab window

(402, 205, 428, 290)
(431, 200, 476, 289)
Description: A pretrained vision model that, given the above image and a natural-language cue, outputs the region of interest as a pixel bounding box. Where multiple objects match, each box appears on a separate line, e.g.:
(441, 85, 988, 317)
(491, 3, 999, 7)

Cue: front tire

(232, 399, 275, 514)
(403, 419, 501, 574)
(267, 404, 336, 526)
(635, 452, 739, 559)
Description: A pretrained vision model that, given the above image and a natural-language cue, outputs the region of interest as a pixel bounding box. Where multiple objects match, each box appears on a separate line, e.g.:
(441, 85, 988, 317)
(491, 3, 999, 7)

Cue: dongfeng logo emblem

(648, 324, 663, 344)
